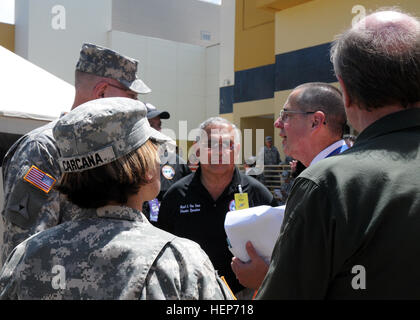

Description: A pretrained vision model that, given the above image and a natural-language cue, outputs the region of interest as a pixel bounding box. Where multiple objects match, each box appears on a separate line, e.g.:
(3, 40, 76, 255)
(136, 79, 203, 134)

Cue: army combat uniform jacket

(0, 205, 233, 300)
(1, 121, 82, 266)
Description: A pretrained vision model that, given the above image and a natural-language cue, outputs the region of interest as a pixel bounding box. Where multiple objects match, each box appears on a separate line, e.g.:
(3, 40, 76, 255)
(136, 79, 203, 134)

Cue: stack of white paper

(224, 205, 285, 264)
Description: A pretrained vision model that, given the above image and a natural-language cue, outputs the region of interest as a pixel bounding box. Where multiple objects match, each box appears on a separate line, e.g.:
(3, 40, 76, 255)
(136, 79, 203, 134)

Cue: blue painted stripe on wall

(275, 42, 337, 91)
(219, 85, 234, 114)
(219, 42, 338, 109)
(234, 64, 275, 103)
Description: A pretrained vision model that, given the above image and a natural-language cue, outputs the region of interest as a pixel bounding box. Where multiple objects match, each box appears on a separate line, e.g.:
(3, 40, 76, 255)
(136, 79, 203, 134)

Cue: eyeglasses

(202, 140, 235, 152)
(106, 82, 138, 98)
(279, 109, 316, 122)
(106, 82, 130, 92)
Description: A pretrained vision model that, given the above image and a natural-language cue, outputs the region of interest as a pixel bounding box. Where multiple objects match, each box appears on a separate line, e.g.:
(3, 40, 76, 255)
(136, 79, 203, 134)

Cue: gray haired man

(1, 43, 150, 265)
(158, 117, 278, 299)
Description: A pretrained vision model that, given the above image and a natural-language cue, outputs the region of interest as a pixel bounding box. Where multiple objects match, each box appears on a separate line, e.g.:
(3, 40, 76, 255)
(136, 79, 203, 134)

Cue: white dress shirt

(309, 139, 347, 167)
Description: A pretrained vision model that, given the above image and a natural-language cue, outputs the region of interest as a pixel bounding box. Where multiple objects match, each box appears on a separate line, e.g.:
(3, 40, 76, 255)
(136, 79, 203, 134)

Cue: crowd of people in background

(0, 7, 419, 300)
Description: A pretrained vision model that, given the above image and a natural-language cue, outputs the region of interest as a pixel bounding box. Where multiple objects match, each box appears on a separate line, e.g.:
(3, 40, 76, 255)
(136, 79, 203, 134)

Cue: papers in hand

(224, 205, 285, 264)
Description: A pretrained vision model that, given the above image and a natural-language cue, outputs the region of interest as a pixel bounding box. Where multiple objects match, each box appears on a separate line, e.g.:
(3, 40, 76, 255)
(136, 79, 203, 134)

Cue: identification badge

(148, 198, 160, 222)
(234, 193, 249, 210)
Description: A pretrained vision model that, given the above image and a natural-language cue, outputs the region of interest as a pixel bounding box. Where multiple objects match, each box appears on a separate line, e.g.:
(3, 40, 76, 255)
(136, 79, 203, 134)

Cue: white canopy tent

(0, 45, 75, 217)
(0, 45, 75, 130)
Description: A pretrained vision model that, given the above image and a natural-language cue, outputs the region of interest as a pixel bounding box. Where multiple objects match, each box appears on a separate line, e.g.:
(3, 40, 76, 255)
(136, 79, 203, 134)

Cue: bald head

(355, 11, 419, 53)
(356, 10, 419, 31)
(331, 8, 420, 110)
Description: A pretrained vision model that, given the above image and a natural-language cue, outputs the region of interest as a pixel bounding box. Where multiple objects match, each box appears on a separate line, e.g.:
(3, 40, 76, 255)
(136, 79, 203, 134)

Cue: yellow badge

(234, 193, 249, 210)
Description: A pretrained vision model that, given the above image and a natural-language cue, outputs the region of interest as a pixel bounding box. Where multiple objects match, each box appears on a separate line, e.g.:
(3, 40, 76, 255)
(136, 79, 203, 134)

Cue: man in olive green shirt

(257, 9, 420, 299)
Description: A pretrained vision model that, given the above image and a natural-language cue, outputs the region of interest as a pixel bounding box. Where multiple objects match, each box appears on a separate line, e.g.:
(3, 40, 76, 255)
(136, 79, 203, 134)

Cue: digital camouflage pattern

(1, 121, 84, 266)
(53, 98, 172, 173)
(76, 43, 151, 94)
(0, 206, 233, 300)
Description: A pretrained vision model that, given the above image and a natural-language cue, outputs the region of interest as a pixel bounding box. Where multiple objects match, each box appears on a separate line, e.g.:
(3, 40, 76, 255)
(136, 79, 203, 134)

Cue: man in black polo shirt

(158, 117, 277, 298)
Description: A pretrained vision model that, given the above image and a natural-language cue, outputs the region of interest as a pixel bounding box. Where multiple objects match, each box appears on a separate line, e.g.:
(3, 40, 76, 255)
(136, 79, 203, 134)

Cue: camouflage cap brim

(121, 78, 152, 94)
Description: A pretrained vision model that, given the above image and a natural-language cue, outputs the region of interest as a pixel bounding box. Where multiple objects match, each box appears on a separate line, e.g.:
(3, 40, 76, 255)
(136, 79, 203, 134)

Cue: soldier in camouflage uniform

(259, 136, 282, 189)
(1, 43, 151, 266)
(0, 98, 233, 300)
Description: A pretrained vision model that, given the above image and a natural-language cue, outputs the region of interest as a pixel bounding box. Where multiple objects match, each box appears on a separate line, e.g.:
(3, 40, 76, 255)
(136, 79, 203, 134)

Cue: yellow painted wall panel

(233, 98, 275, 124)
(235, 0, 275, 71)
(220, 113, 234, 124)
(257, 0, 314, 11)
(240, 116, 275, 157)
(241, 117, 274, 135)
(275, 0, 420, 55)
(0, 23, 15, 52)
(244, 0, 274, 28)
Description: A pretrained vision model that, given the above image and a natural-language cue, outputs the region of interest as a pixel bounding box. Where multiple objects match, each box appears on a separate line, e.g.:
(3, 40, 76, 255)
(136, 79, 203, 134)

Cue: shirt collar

(309, 139, 346, 167)
(192, 164, 246, 193)
(355, 108, 420, 145)
(96, 205, 145, 222)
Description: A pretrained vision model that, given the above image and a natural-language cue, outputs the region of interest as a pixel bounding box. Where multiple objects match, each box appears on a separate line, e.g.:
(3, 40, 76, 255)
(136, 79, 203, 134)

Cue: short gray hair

(197, 117, 241, 144)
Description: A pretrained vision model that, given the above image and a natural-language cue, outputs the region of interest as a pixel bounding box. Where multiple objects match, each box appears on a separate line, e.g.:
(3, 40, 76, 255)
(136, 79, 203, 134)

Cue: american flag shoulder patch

(23, 165, 56, 193)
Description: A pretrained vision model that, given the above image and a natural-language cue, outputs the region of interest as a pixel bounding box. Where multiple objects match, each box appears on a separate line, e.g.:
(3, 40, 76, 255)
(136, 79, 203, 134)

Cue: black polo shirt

(158, 165, 278, 294)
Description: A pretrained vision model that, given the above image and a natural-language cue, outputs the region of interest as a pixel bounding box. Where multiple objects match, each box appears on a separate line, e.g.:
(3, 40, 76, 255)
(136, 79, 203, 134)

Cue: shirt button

(213, 203, 216, 207)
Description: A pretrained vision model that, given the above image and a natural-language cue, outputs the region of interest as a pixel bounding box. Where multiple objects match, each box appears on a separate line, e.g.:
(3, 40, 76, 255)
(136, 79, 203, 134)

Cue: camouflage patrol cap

(53, 97, 173, 173)
(76, 43, 151, 94)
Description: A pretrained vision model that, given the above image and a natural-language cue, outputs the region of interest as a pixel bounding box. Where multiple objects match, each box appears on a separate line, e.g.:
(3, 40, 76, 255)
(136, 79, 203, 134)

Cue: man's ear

(338, 76, 351, 109)
(93, 81, 107, 99)
(311, 111, 326, 129)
